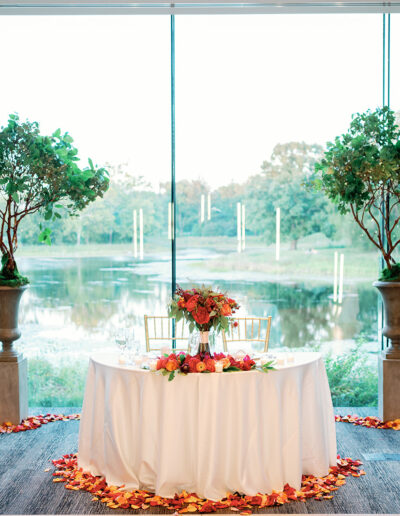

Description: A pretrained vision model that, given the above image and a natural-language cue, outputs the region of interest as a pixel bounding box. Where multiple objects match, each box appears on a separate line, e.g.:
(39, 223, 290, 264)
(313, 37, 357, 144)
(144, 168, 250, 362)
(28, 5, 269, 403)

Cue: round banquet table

(78, 351, 337, 501)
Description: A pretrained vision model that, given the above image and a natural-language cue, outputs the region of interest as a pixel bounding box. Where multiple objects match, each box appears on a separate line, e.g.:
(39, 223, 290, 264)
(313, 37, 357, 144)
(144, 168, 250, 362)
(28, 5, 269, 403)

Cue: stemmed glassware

(115, 328, 129, 358)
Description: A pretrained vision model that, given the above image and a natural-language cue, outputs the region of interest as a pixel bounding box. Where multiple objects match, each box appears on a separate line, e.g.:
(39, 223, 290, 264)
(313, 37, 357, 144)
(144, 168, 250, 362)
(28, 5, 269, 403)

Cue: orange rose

(166, 359, 179, 371)
(186, 295, 199, 312)
(196, 361, 206, 373)
(221, 303, 232, 316)
(178, 297, 186, 308)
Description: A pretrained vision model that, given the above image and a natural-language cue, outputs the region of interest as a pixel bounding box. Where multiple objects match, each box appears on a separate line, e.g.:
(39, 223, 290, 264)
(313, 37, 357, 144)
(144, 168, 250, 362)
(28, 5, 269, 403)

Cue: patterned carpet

(0, 407, 399, 514)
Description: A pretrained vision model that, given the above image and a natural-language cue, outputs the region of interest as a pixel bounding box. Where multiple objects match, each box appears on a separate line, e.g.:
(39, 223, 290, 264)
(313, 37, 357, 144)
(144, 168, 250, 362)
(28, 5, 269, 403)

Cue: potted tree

(313, 106, 400, 418)
(0, 114, 109, 422)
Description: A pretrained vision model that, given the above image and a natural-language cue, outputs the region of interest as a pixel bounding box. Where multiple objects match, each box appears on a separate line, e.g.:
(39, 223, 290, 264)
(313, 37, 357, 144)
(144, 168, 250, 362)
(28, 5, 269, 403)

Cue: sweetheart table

(78, 351, 336, 501)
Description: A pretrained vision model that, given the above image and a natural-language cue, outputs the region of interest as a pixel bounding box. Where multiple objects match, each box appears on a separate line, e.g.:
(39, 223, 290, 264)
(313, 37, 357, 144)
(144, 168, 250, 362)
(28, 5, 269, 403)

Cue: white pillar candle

(333, 251, 338, 302)
(287, 354, 295, 363)
(149, 360, 158, 371)
(241, 204, 246, 251)
(133, 209, 138, 258)
(237, 202, 242, 253)
(338, 253, 344, 304)
(215, 361, 223, 373)
(276, 356, 285, 366)
(200, 194, 205, 223)
(139, 208, 144, 260)
(276, 207, 280, 261)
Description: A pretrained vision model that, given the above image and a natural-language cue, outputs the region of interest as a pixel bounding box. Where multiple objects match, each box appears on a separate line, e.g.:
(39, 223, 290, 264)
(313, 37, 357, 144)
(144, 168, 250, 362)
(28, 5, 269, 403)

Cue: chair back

(222, 316, 272, 353)
(144, 315, 190, 352)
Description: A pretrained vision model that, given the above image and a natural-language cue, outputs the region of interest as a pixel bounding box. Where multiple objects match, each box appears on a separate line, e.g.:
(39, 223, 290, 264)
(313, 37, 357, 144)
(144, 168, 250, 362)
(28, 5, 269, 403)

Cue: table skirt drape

(78, 352, 336, 501)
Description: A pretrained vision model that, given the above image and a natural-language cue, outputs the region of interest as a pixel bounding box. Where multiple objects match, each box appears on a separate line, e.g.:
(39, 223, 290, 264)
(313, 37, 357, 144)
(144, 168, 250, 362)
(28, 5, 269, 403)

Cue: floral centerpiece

(155, 351, 275, 381)
(168, 285, 240, 357)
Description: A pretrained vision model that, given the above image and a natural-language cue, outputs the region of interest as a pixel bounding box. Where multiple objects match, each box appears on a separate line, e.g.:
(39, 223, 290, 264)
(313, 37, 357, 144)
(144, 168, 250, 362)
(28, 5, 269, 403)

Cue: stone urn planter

(373, 281, 400, 359)
(374, 281, 400, 421)
(0, 285, 28, 424)
(0, 285, 28, 362)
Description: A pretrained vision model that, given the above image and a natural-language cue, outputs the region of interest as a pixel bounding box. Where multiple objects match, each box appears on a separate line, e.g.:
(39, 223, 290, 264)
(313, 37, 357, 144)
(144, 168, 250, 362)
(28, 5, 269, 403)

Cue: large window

(0, 11, 392, 407)
(0, 15, 171, 406)
(176, 14, 381, 353)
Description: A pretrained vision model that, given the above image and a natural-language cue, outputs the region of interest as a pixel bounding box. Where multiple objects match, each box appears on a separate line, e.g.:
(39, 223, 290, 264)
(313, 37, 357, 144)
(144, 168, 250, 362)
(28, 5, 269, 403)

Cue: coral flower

(165, 359, 179, 372)
(221, 303, 232, 316)
(177, 297, 186, 308)
(205, 358, 216, 372)
(188, 357, 200, 373)
(186, 295, 199, 312)
(156, 357, 168, 370)
(196, 361, 207, 373)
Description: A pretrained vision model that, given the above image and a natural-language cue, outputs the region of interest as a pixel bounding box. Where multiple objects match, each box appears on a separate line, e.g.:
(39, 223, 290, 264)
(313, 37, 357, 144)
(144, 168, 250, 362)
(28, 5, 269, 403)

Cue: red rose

(214, 352, 226, 360)
(183, 291, 192, 302)
(188, 357, 200, 373)
(157, 357, 168, 370)
(193, 306, 210, 325)
(186, 295, 199, 312)
(241, 356, 255, 371)
(205, 358, 215, 372)
(205, 297, 215, 312)
(221, 303, 232, 316)
(233, 321, 239, 327)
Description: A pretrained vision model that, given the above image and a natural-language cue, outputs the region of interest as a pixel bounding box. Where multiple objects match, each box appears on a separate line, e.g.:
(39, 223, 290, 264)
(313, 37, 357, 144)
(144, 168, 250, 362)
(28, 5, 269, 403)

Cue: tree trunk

(290, 239, 298, 250)
(109, 231, 113, 244)
(77, 229, 81, 246)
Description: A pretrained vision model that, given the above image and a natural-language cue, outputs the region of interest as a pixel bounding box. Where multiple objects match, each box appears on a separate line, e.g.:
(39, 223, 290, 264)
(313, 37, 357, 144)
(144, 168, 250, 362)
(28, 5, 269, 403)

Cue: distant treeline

(19, 142, 375, 251)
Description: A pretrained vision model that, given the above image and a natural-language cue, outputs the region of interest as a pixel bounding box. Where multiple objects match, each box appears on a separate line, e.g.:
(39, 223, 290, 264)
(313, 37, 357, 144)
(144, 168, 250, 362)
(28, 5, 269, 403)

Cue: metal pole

(171, 14, 176, 298)
(171, 14, 176, 348)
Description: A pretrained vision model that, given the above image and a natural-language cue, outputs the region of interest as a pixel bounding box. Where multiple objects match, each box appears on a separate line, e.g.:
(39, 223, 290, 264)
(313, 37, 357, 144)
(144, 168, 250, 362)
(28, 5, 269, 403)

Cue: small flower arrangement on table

(168, 285, 240, 357)
(155, 352, 275, 381)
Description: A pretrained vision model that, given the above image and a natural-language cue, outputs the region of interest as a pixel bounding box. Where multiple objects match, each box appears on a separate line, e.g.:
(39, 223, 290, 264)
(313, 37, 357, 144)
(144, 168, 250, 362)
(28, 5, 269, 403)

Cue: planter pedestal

(379, 353, 400, 421)
(0, 285, 28, 424)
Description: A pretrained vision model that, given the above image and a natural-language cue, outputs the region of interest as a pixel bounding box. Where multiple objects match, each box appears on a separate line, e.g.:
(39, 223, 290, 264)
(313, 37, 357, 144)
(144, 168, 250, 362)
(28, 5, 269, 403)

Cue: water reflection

(17, 255, 378, 360)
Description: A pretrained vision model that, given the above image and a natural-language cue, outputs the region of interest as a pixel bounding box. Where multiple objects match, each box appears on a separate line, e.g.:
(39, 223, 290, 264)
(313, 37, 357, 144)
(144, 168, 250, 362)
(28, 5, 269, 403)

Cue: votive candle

(215, 361, 223, 373)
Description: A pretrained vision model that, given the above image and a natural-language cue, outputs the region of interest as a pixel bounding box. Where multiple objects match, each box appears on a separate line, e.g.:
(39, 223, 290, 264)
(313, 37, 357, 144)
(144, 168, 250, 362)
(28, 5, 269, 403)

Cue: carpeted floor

(0, 407, 399, 514)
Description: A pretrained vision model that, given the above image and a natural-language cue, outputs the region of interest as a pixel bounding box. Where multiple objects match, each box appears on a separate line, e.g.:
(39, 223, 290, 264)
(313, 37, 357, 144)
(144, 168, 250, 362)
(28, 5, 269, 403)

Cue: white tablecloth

(78, 352, 336, 501)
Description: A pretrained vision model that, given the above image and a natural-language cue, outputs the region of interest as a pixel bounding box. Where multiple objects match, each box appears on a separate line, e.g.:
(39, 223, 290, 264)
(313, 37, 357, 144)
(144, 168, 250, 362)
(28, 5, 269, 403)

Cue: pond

(16, 252, 379, 406)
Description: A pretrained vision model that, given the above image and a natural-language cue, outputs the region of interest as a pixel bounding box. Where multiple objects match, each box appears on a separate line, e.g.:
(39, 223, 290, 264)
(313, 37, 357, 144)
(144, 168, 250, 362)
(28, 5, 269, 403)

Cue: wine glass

(115, 328, 129, 357)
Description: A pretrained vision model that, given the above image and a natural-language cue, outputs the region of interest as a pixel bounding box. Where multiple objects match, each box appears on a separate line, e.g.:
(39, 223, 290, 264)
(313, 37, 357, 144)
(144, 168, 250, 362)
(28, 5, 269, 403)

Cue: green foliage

(0, 114, 109, 278)
(248, 142, 335, 249)
(379, 262, 400, 281)
(324, 348, 378, 407)
(314, 107, 400, 270)
(27, 350, 378, 407)
(28, 358, 88, 407)
(0, 252, 29, 286)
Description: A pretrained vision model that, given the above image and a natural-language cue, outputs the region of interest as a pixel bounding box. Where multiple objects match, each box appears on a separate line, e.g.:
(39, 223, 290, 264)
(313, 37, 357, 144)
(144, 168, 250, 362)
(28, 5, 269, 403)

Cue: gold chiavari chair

(222, 316, 272, 353)
(144, 315, 190, 353)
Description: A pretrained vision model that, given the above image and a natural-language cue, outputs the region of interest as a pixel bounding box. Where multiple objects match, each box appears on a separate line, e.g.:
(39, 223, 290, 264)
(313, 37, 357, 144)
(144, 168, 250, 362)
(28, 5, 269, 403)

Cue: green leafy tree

(313, 107, 400, 278)
(248, 142, 334, 249)
(0, 114, 109, 285)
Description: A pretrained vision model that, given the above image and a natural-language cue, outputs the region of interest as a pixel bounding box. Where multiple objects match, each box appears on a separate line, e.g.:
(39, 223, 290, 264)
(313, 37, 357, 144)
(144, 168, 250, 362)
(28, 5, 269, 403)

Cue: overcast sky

(0, 14, 397, 188)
